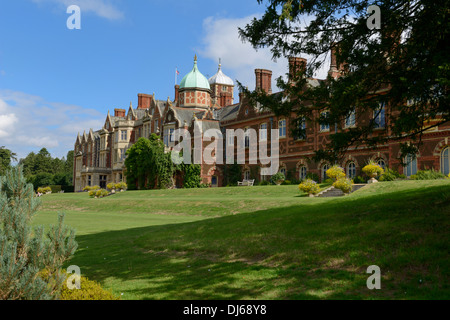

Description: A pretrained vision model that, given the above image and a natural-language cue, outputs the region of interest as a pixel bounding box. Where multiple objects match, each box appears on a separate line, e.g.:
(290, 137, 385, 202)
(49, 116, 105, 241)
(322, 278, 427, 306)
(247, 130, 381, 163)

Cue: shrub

(259, 180, 270, 186)
(115, 182, 127, 191)
(324, 178, 333, 184)
(0, 167, 77, 300)
(333, 177, 353, 194)
(37, 186, 52, 194)
(326, 165, 345, 181)
(107, 183, 115, 191)
(379, 168, 407, 181)
(49, 185, 62, 193)
(40, 269, 120, 300)
(89, 189, 109, 198)
(271, 172, 285, 185)
(362, 160, 384, 178)
(83, 186, 100, 192)
(298, 179, 320, 195)
(281, 180, 292, 185)
(414, 169, 446, 180)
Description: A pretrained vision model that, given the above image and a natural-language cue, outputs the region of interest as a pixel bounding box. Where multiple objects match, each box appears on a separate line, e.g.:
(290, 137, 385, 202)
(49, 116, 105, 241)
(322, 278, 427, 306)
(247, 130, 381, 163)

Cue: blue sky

(0, 0, 327, 160)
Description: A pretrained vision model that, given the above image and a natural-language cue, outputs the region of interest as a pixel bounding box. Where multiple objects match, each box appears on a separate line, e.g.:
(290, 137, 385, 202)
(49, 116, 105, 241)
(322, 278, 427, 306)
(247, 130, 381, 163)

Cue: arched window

(347, 162, 356, 179)
(299, 166, 307, 181)
(322, 164, 330, 181)
(244, 127, 250, 148)
(280, 167, 287, 177)
(244, 170, 251, 180)
(377, 159, 386, 170)
(441, 147, 449, 176)
(404, 154, 417, 177)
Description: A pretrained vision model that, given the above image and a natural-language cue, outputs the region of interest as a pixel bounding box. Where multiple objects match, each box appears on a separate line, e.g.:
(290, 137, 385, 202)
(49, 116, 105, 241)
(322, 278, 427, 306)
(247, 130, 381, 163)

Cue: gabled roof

(75, 132, 81, 145)
(127, 102, 136, 120)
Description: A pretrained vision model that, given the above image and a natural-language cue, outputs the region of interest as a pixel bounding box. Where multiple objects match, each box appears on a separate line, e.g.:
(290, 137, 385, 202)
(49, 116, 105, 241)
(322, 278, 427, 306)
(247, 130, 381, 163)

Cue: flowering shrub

(107, 183, 115, 191)
(333, 177, 353, 194)
(115, 182, 127, 191)
(298, 179, 320, 195)
(326, 165, 346, 181)
(89, 189, 109, 198)
(83, 185, 100, 192)
(362, 160, 384, 177)
(40, 269, 120, 300)
(37, 186, 52, 194)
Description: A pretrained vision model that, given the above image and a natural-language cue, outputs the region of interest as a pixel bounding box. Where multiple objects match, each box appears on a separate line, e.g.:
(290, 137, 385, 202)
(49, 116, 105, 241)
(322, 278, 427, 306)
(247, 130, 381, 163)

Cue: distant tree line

(0, 146, 74, 192)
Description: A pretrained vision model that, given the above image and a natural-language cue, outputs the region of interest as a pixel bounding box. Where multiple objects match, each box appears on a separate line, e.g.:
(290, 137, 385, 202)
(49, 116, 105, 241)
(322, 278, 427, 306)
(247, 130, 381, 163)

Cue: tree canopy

(125, 134, 175, 190)
(239, 0, 449, 162)
(0, 147, 17, 175)
(18, 148, 74, 190)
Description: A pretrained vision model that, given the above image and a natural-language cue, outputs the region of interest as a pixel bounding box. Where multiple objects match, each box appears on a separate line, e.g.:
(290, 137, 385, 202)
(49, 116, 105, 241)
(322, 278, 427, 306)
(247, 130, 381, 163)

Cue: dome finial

(194, 54, 197, 62)
(219, 58, 222, 69)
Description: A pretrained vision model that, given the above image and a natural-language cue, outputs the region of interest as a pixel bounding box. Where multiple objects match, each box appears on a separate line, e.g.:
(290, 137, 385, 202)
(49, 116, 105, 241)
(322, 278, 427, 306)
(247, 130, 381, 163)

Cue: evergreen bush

(0, 166, 77, 300)
(414, 169, 446, 180)
(271, 172, 285, 185)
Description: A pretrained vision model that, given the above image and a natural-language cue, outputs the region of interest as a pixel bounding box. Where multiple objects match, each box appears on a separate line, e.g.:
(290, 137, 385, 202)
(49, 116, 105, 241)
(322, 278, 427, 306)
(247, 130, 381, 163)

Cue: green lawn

(34, 180, 450, 300)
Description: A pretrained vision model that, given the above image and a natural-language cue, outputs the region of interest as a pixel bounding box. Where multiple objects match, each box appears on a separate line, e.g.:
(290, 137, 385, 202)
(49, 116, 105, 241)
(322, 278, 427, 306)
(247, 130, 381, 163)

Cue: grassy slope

(35, 180, 450, 300)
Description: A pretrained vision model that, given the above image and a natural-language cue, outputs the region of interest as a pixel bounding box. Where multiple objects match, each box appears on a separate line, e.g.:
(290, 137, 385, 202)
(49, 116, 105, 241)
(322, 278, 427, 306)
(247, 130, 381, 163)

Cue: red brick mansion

(73, 54, 450, 191)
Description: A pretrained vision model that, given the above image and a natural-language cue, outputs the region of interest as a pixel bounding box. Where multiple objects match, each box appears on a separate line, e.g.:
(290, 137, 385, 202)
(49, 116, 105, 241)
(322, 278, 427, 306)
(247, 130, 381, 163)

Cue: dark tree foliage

(125, 134, 176, 190)
(19, 149, 74, 189)
(0, 147, 17, 175)
(239, 0, 449, 163)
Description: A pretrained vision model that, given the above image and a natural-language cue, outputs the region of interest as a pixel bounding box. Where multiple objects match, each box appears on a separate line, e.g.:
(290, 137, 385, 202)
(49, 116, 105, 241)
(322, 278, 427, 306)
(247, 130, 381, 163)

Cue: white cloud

(31, 0, 124, 20)
(199, 14, 330, 95)
(0, 113, 18, 139)
(0, 90, 103, 160)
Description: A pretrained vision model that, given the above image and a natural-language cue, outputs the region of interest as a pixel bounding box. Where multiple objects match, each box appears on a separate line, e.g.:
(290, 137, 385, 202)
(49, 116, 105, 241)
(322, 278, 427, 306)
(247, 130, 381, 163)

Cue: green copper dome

(179, 56, 211, 90)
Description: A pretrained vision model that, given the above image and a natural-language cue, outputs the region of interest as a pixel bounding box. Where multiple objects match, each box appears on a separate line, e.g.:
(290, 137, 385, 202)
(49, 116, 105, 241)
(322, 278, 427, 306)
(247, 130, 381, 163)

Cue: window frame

(278, 119, 287, 138)
(345, 108, 356, 128)
(404, 154, 418, 177)
(347, 162, 356, 179)
(374, 103, 386, 129)
(322, 164, 330, 181)
(319, 111, 330, 132)
(440, 147, 449, 176)
(299, 166, 307, 181)
(259, 123, 268, 142)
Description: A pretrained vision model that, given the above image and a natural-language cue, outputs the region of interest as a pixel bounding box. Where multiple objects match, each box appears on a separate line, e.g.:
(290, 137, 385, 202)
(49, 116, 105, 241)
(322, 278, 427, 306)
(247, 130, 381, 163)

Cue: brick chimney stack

(288, 57, 307, 82)
(114, 109, 126, 117)
(328, 43, 347, 79)
(174, 85, 180, 104)
(255, 69, 272, 94)
(137, 93, 153, 110)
